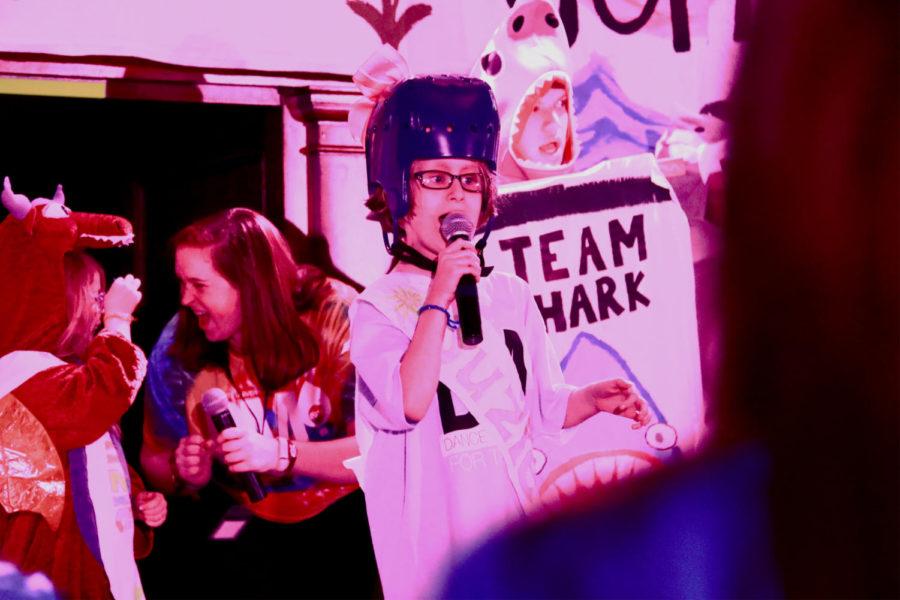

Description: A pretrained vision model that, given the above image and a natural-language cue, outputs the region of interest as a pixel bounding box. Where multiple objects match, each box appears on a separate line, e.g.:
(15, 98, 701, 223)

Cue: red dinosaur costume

(0, 181, 150, 600)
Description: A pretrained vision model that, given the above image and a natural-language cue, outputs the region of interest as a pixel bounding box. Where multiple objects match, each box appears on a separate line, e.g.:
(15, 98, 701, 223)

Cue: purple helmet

(364, 75, 501, 225)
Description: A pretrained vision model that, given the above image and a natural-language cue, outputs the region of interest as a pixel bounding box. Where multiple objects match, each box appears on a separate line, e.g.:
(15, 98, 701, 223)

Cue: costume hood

(472, 0, 580, 183)
(0, 181, 133, 355)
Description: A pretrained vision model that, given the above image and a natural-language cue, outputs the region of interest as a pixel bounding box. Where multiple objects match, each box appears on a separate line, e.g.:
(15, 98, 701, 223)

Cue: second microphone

(200, 387, 267, 503)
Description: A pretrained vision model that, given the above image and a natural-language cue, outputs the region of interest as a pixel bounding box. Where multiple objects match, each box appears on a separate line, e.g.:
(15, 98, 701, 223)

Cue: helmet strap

(389, 239, 438, 273)
(474, 216, 495, 275)
(389, 237, 494, 277)
(383, 212, 496, 276)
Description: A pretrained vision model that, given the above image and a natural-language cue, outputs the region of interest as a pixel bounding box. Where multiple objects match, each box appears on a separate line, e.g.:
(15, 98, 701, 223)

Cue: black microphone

(440, 213, 483, 345)
(200, 387, 267, 503)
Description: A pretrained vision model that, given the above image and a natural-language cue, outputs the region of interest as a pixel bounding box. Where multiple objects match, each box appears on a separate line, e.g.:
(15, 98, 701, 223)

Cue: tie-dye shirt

(142, 278, 359, 522)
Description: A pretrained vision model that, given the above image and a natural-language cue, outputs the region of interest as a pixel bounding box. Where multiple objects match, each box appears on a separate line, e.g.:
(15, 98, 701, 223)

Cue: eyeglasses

(414, 170, 484, 193)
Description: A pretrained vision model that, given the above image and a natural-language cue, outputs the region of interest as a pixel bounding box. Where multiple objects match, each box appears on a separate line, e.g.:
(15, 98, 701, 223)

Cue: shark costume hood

(472, 0, 580, 183)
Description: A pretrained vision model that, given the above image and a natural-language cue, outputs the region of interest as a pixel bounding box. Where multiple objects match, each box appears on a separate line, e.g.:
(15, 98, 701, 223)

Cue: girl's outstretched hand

(565, 379, 651, 429)
(586, 378, 651, 428)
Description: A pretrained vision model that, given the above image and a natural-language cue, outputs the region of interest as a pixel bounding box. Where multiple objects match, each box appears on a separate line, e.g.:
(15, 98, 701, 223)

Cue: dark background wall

(0, 93, 283, 353)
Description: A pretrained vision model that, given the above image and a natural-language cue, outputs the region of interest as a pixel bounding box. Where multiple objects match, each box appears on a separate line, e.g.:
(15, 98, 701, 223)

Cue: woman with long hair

(140, 207, 377, 598)
(171, 208, 357, 490)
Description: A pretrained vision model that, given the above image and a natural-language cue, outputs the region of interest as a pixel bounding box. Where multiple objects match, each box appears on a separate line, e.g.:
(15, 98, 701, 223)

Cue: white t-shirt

(350, 269, 573, 599)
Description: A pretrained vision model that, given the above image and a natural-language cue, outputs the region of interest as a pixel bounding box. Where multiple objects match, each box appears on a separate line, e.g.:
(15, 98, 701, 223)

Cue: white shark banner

(484, 153, 704, 502)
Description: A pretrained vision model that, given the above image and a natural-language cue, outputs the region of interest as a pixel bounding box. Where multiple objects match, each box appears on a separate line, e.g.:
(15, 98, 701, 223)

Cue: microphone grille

(440, 213, 474, 241)
(200, 387, 230, 415)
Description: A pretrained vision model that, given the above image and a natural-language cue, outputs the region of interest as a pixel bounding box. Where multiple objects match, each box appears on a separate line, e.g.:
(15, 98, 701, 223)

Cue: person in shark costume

(472, 0, 581, 183)
(0, 178, 158, 600)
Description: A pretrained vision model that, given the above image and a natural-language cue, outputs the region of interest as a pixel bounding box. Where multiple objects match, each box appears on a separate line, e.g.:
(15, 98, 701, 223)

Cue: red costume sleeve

(14, 332, 146, 452)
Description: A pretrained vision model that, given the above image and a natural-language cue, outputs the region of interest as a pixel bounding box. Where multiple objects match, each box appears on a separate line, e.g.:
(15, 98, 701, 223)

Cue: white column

(282, 104, 309, 233)
(287, 86, 390, 287)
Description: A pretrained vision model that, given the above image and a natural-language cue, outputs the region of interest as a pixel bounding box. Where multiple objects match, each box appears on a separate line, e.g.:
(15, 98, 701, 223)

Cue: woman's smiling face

(175, 245, 242, 346)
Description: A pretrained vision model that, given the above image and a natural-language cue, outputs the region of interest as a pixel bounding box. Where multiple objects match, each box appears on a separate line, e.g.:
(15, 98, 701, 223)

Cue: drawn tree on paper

(347, 0, 433, 48)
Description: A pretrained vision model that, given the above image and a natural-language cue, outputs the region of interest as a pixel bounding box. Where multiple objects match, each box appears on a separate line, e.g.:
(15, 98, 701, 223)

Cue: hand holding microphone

(218, 428, 280, 474)
(200, 388, 268, 502)
(428, 238, 480, 305)
(435, 213, 483, 345)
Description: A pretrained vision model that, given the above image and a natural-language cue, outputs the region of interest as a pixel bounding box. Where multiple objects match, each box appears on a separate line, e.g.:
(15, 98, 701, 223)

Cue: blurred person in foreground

(442, 1, 899, 597)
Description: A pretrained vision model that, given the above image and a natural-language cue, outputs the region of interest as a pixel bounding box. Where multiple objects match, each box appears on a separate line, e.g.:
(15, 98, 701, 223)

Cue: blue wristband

(418, 304, 459, 330)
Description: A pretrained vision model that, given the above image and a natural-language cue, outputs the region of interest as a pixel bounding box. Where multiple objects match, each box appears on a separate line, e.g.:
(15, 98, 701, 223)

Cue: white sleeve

(523, 284, 574, 433)
(350, 299, 416, 432)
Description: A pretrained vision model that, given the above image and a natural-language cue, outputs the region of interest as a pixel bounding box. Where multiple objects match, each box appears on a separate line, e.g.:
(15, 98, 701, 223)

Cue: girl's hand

(134, 491, 167, 527)
(565, 379, 652, 429)
(587, 379, 651, 429)
(425, 238, 481, 308)
(104, 275, 142, 319)
(174, 434, 214, 488)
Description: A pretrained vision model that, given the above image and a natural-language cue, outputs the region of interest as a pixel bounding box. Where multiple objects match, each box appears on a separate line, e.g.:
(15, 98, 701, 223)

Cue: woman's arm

(218, 428, 359, 484)
(291, 436, 359, 484)
(102, 275, 141, 341)
(140, 318, 204, 493)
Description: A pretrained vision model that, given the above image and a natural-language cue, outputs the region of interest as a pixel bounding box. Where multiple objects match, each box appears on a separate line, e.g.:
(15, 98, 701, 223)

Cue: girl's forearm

(399, 306, 449, 422)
